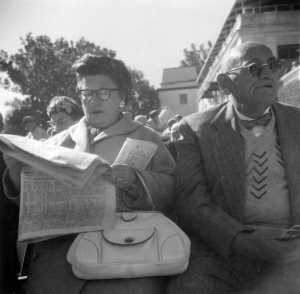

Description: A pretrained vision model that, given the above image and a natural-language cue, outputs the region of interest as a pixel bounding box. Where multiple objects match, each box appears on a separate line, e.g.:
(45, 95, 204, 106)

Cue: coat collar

(211, 101, 244, 153)
(69, 112, 143, 152)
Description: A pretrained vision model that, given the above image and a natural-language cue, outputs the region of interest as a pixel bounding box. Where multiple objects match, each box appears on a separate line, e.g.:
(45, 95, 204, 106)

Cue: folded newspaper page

(0, 134, 110, 189)
(113, 138, 158, 170)
(18, 167, 116, 243)
(0, 134, 116, 243)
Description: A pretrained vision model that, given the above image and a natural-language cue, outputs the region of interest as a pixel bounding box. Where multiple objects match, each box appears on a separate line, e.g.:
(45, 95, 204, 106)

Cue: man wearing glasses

(169, 42, 300, 293)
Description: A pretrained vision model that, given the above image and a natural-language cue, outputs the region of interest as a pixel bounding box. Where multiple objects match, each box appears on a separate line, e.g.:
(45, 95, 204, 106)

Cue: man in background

(146, 110, 160, 132)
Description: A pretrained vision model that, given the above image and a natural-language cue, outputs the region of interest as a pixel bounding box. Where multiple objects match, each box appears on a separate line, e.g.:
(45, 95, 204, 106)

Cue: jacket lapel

(69, 117, 90, 152)
(272, 103, 300, 223)
(210, 102, 246, 221)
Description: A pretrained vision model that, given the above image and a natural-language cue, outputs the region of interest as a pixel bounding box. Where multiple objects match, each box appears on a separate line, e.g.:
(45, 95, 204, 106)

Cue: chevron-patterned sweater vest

(239, 116, 291, 227)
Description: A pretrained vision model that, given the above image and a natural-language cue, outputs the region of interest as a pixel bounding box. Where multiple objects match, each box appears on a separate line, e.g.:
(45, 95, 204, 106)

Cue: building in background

(278, 60, 300, 107)
(197, 0, 300, 111)
(157, 66, 198, 117)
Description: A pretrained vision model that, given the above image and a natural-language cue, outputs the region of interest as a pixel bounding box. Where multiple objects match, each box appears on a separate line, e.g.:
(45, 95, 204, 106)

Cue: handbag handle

(135, 170, 155, 210)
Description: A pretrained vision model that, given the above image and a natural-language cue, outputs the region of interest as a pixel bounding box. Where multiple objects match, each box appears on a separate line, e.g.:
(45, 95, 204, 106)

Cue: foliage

(0, 33, 159, 134)
(127, 69, 160, 118)
(180, 41, 212, 74)
(3, 98, 31, 135)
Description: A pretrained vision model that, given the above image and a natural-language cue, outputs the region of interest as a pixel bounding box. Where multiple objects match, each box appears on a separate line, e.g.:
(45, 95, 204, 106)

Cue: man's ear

(217, 74, 231, 95)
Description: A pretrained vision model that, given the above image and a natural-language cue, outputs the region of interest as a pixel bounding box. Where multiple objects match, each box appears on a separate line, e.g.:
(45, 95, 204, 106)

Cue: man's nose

(260, 64, 273, 78)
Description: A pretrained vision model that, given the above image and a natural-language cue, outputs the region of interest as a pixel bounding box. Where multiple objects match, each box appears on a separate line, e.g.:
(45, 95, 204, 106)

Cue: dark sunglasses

(225, 59, 283, 78)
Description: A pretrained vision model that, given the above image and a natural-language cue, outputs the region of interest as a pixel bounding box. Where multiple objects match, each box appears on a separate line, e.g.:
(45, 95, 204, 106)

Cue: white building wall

(159, 87, 198, 116)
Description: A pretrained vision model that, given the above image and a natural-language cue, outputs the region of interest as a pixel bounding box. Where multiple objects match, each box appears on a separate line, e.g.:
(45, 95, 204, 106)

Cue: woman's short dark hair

(47, 96, 83, 119)
(73, 54, 132, 104)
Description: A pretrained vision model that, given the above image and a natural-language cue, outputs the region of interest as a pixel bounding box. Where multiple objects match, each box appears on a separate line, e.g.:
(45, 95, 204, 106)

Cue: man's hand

(231, 231, 300, 264)
(102, 164, 137, 190)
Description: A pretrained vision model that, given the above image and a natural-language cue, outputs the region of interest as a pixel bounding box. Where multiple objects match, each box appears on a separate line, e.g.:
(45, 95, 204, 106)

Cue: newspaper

(19, 167, 116, 243)
(113, 138, 158, 170)
(0, 134, 116, 243)
(0, 135, 158, 244)
(0, 134, 110, 189)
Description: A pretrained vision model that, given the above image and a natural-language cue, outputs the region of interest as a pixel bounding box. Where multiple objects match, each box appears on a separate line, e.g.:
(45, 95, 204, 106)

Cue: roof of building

(161, 66, 197, 84)
(159, 66, 198, 90)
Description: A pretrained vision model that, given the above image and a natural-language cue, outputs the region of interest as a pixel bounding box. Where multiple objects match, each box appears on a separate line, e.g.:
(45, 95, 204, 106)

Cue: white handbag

(67, 173, 191, 279)
(67, 211, 190, 279)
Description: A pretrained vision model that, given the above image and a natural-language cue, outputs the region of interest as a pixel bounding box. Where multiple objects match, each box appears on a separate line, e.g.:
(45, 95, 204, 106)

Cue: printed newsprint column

(113, 138, 158, 170)
(18, 167, 116, 243)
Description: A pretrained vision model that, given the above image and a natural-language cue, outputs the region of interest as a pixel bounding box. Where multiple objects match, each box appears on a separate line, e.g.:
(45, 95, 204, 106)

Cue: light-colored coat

(49, 112, 175, 212)
(14, 112, 175, 294)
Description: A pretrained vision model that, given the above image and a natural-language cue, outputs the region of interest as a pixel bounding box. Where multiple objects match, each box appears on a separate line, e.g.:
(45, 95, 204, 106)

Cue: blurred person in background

(46, 96, 83, 136)
(165, 122, 181, 161)
(160, 117, 177, 142)
(22, 116, 48, 140)
(146, 109, 160, 132)
(175, 114, 182, 122)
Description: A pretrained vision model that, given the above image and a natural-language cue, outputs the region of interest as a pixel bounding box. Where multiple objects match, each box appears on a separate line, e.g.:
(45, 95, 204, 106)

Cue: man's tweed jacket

(175, 101, 300, 260)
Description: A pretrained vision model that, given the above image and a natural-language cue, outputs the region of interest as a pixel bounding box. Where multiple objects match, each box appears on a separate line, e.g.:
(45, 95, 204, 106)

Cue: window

(179, 94, 188, 104)
(278, 44, 300, 60)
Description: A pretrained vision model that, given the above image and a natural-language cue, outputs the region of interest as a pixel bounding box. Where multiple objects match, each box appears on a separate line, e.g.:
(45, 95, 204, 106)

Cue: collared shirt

(235, 107, 272, 137)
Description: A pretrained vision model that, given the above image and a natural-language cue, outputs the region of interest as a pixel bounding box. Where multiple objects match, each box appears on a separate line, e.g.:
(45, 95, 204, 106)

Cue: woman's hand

(102, 164, 137, 190)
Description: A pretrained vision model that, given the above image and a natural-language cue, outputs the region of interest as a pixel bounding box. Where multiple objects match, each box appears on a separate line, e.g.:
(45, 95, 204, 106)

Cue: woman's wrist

(125, 173, 138, 192)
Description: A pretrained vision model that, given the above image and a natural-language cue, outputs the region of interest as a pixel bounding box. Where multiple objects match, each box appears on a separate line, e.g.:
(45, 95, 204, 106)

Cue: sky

(0, 0, 234, 115)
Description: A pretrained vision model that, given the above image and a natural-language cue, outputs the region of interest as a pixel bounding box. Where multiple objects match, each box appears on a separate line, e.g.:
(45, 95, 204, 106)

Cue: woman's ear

(217, 74, 231, 95)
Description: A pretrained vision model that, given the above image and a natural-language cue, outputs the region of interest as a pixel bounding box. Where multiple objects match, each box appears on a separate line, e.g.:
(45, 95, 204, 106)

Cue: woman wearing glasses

(4, 55, 175, 294)
(46, 96, 83, 136)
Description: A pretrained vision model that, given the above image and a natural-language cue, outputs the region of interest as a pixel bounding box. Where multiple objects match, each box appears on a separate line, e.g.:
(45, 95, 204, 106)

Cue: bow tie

(87, 126, 101, 141)
(240, 112, 272, 130)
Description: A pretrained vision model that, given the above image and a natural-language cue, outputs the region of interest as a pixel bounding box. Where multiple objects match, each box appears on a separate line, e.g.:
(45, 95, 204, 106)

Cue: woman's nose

(90, 92, 103, 105)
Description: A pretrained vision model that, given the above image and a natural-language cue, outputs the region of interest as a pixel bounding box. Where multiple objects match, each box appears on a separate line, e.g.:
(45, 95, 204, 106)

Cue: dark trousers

(167, 254, 300, 294)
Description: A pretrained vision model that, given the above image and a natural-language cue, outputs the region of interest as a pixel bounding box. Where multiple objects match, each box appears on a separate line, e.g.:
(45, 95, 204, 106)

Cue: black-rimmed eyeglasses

(76, 88, 119, 102)
(225, 59, 283, 78)
(47, 117, 72, 127)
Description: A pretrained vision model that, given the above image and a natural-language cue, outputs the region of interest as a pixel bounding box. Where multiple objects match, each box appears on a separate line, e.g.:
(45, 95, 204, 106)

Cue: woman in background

(46, 96, 83, 136)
